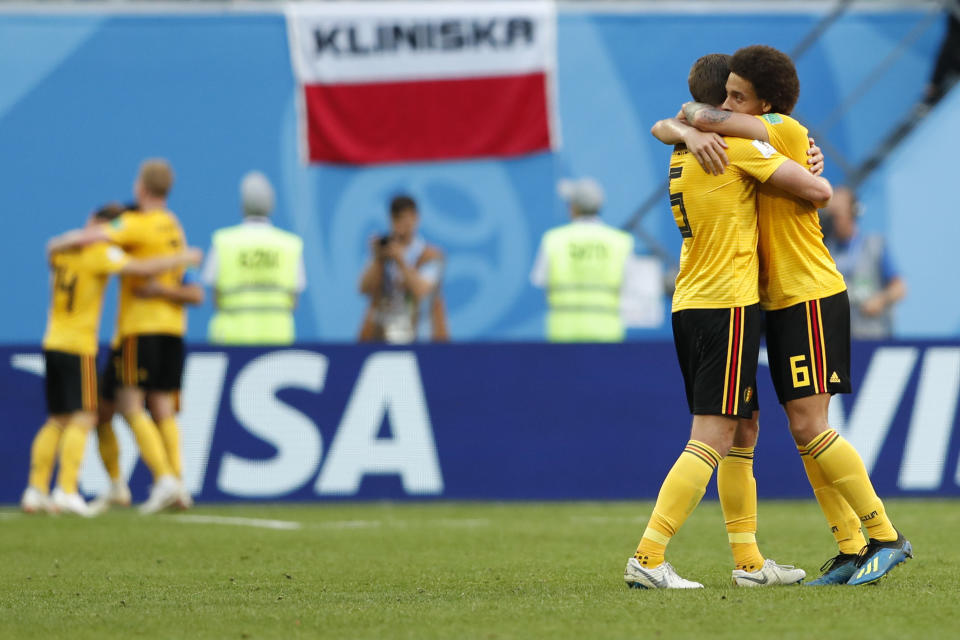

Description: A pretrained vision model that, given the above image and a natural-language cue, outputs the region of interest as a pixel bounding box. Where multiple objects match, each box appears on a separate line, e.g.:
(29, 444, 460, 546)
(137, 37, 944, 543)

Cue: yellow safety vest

(544, 221, 633, 342)
(209, 223, 303, 345)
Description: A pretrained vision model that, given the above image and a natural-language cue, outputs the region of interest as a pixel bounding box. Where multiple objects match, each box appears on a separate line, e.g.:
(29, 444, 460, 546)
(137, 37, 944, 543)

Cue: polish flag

(286, 1, 559, 165)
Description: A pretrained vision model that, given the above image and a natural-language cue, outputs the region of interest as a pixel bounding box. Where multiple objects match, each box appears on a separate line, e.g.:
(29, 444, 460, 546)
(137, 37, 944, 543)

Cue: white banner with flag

(286, 1, 559, 165)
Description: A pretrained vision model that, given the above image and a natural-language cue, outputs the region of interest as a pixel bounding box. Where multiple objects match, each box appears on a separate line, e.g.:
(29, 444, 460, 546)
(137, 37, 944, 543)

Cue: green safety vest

(209, 222, 303, 345)
(544, 221, 634, 342)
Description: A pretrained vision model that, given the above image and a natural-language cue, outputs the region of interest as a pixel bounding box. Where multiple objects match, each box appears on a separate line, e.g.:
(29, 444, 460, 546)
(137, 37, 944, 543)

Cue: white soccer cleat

(624, 557, 704, 589)
(175, 485, 194, 510)
(51, 488, 95, 517)
(107, 480, 133, 507)
(90, 480, 133, 515)
(732, 558, 806, 587)
(90, 480, 134, 514)
(21, 486, 57, 514)
(138, 475, 182, 515)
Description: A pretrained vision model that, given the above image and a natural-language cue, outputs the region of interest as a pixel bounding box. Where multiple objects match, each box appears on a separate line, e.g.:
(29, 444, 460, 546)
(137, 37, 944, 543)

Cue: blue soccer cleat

(804, 553, 858, 586)
(847, 532, 913, 586)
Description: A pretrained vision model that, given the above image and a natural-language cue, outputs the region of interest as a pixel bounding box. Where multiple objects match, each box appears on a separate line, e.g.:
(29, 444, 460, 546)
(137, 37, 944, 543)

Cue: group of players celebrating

(623, 45, 912, 588)
(18, 45, 913, 585)
(22, 159, 203, 517)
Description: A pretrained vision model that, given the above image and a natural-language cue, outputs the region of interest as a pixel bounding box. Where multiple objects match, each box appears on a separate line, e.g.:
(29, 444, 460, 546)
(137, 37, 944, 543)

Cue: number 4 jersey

(43, 242, 130, 356)
(669, 137, 787, 312)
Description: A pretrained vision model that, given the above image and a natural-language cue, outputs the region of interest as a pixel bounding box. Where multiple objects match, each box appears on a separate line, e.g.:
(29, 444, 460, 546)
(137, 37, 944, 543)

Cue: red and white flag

(286, 1, 559, 165)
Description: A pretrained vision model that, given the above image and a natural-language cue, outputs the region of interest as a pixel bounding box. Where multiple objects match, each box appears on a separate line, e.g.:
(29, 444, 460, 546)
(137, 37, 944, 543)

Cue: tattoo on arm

(682, 102, 710, 122)
(683, 101, 732, 125)
(699, 108, 731, 124)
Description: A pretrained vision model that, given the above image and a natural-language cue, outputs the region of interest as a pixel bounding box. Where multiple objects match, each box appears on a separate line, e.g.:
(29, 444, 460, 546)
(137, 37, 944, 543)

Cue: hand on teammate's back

(807, 137, 825, 176)
(185, 247, 204, 266)
(133, 280, 166, 298)
(684, 129, 729, 176)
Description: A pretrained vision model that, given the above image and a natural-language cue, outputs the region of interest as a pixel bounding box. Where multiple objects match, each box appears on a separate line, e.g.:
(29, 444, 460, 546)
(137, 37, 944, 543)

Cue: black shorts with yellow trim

(765, 290, 852, 404)
(115, 334, 185, 392)
(98, 347, 122, 402)
(672, 304, 761, 419)
(44, 350, 98, 415)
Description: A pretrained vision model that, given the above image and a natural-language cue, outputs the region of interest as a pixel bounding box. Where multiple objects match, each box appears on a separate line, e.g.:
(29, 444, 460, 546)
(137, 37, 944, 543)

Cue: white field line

(433, 518, 490, 528)
(314, 519, 383, 529)
(310, 517, 490, 530)
(172, 514, 302, 530)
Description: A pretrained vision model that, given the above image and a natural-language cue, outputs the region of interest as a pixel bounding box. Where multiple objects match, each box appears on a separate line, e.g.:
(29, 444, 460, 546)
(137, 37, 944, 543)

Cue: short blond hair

(139, 158, 174, 198)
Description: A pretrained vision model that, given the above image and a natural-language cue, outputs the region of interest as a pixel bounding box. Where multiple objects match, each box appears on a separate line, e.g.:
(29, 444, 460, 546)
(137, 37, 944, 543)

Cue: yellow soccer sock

(28, 420, 62, 492)
(718, 446, 764, 572)
(56, 423, 89, 495)
(635, 440, 721, 568)
(807, 429, 897, 542)
(157, 416, 183, 478)
(798, 444, 865, 554)
(97, 421, 122, 482)
(126, 412, 173, 481)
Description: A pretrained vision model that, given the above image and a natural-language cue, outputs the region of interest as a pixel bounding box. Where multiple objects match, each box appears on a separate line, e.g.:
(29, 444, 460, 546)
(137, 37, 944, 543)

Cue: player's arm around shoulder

(683, 102, 770, 142)
(651, 116, 693, 145)
(121, 247, 203, 277)
(45, 226, 109, 260)
(724, 137, 830, 205)
(82, 242, 130, 275)
(767, 159, 833, 208)
(652, 115, 729, 176)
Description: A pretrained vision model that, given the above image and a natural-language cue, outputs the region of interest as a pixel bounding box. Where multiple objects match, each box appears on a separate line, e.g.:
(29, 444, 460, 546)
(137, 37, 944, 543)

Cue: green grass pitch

(1, 499, 956, 639)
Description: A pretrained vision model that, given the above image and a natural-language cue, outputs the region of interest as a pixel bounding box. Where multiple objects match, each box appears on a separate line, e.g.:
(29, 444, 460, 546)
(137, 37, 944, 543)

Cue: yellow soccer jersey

(756, 113, 846, 310)
(670, 137, 788, 311)
(43, 242, 130, 356)
(105, 209, 188, 337)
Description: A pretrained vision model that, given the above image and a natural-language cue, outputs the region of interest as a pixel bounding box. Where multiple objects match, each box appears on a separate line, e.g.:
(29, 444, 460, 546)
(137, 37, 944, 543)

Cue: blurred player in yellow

(676, 45, 913, 586)
(623, 54, 831, 589)
(22, 203, 201, 516)
(50, 159, 199, 514)
(92, 267, 204, 510)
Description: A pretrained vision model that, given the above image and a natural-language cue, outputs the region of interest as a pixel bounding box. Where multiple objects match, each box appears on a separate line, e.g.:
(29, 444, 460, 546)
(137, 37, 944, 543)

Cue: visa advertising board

(2, 341, 958, 503)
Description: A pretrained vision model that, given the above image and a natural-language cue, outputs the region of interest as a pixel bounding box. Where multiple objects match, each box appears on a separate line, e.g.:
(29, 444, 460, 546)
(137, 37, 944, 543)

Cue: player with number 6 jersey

(681, 44, 912, 586)
(624, 53, 831, 590)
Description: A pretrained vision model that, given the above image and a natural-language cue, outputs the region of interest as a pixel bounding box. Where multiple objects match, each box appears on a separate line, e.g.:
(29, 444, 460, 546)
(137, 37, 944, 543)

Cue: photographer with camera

(358, 195, 448, 343)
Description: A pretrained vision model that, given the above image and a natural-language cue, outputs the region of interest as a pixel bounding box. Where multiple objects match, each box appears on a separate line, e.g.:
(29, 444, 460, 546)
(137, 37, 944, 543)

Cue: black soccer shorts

(765, 290, 852, 404)
(115, 334, 185, 392)
(98, 347, 122, 402)
(672, 304, 761, 419)
(44, 350, 97, 415)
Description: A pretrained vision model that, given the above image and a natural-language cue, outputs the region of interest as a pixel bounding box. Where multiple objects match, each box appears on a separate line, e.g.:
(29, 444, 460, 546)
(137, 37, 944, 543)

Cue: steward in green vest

(204, 172, 305, 345)
(531, 178, 634, 342)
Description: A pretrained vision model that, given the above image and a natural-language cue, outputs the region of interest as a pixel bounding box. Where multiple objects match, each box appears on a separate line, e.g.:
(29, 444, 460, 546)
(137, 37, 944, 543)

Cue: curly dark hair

(729, 45, 800, 115)
(687, 53, 731, 106)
